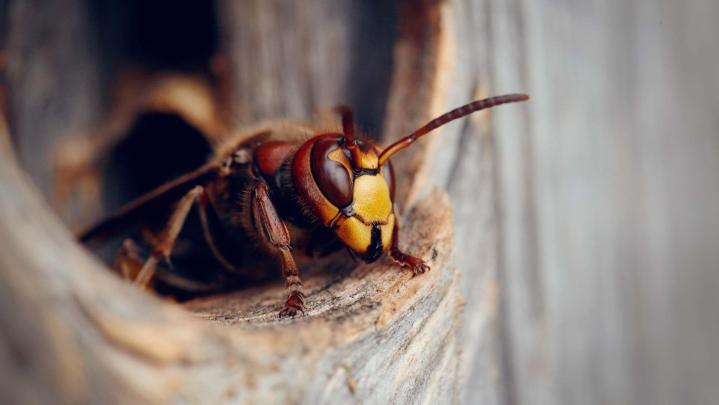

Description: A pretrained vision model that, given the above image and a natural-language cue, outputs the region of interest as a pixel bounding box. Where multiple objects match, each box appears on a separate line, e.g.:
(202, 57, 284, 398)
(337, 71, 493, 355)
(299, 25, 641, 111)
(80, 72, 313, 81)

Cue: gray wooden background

(486, 0, 719, 404)
(3, 0, 719, 404)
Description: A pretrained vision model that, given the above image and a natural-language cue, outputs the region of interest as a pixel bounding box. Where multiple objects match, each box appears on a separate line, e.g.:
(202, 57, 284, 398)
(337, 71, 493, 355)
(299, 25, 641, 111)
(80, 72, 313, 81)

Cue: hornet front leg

(389, 209, 430, 275)
(249, 181, 305, 317)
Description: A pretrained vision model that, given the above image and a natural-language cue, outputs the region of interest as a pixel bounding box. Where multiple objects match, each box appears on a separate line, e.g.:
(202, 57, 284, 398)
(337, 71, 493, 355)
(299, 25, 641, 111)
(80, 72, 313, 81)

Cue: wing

(79, 121, 319, 247)
(78, 162, 221, 246)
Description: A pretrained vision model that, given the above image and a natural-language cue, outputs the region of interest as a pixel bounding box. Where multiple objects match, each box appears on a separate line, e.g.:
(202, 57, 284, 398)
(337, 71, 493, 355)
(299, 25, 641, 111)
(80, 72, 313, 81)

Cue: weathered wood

(0, 148, 461, 402)
(4, 0, 104, 194)
(490, 1, 719, 404)
(11, 0, 717, 404)
(218, 0, 396, 135)
(0, 1, 477, 403)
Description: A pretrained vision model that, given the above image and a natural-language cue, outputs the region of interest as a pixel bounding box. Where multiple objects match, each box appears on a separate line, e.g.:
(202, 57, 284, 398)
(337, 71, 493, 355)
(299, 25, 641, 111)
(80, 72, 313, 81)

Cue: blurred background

(1, 0, 718, 404)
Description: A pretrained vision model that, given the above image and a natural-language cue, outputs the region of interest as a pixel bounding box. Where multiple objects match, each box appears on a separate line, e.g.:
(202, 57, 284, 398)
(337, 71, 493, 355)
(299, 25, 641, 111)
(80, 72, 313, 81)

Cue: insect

(80, 93, 528, 317)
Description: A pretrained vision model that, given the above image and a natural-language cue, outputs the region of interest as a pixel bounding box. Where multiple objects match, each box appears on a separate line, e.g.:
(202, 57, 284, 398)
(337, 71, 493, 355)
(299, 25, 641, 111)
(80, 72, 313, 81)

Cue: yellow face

(303, 134, 397, 262)
(301, 94, 528, 262)
(333, 174, 395, 261)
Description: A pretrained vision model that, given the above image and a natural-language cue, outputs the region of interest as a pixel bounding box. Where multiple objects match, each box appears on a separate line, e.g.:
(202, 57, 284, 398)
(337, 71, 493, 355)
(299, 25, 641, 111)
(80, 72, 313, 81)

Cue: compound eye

(310, 136, 353, 208)
(381, 160, 396, 200)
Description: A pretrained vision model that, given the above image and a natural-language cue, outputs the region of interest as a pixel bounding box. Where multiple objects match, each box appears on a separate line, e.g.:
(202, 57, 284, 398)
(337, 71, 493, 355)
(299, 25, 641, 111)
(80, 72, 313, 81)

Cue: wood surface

(0, 0, 468, 403)
(487, 1, 719, 404)
(2, 0, 718, 404)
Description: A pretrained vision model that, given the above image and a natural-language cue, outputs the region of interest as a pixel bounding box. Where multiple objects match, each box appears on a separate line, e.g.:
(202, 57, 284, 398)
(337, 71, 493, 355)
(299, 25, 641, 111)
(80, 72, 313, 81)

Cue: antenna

(334, 105, 364, 165)
(378, 94, 529, 165)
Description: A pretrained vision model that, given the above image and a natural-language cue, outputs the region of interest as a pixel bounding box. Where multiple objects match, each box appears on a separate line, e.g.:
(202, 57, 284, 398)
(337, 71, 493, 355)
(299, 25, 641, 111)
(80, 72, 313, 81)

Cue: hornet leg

(196, 192, 241, 274)
(134, 186, 205, 287)
(389, 210, 430, 275)
(114, 236, 221, 293)
(249, 181, 305, 317)
(114, 238, 144, 281)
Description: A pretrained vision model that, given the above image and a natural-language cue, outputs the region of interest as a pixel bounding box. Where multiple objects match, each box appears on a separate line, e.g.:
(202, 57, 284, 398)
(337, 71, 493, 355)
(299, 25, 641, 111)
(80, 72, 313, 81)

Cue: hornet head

(292, 94, 529, 261)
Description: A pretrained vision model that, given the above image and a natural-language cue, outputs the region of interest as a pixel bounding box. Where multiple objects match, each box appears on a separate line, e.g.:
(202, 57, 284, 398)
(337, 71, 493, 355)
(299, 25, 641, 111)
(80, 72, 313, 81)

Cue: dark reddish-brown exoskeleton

(80, 94, 528, 317)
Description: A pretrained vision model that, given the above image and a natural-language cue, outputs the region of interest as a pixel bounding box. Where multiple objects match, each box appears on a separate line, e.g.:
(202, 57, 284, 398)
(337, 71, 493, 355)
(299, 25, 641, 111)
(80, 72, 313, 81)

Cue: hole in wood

(0, 2, 466, 400)
(71, 82, 360, 310)
(38, 0, 432, 323)
(102, 112, 214, 209)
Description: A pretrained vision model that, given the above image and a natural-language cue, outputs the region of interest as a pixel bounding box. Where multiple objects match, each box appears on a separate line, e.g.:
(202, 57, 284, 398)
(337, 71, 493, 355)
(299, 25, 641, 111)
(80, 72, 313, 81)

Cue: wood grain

(0, 149, 461, 402)
(489, 0, 719, 404)
(4, 0, 718, 404)
(1, 0, 468, 403)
